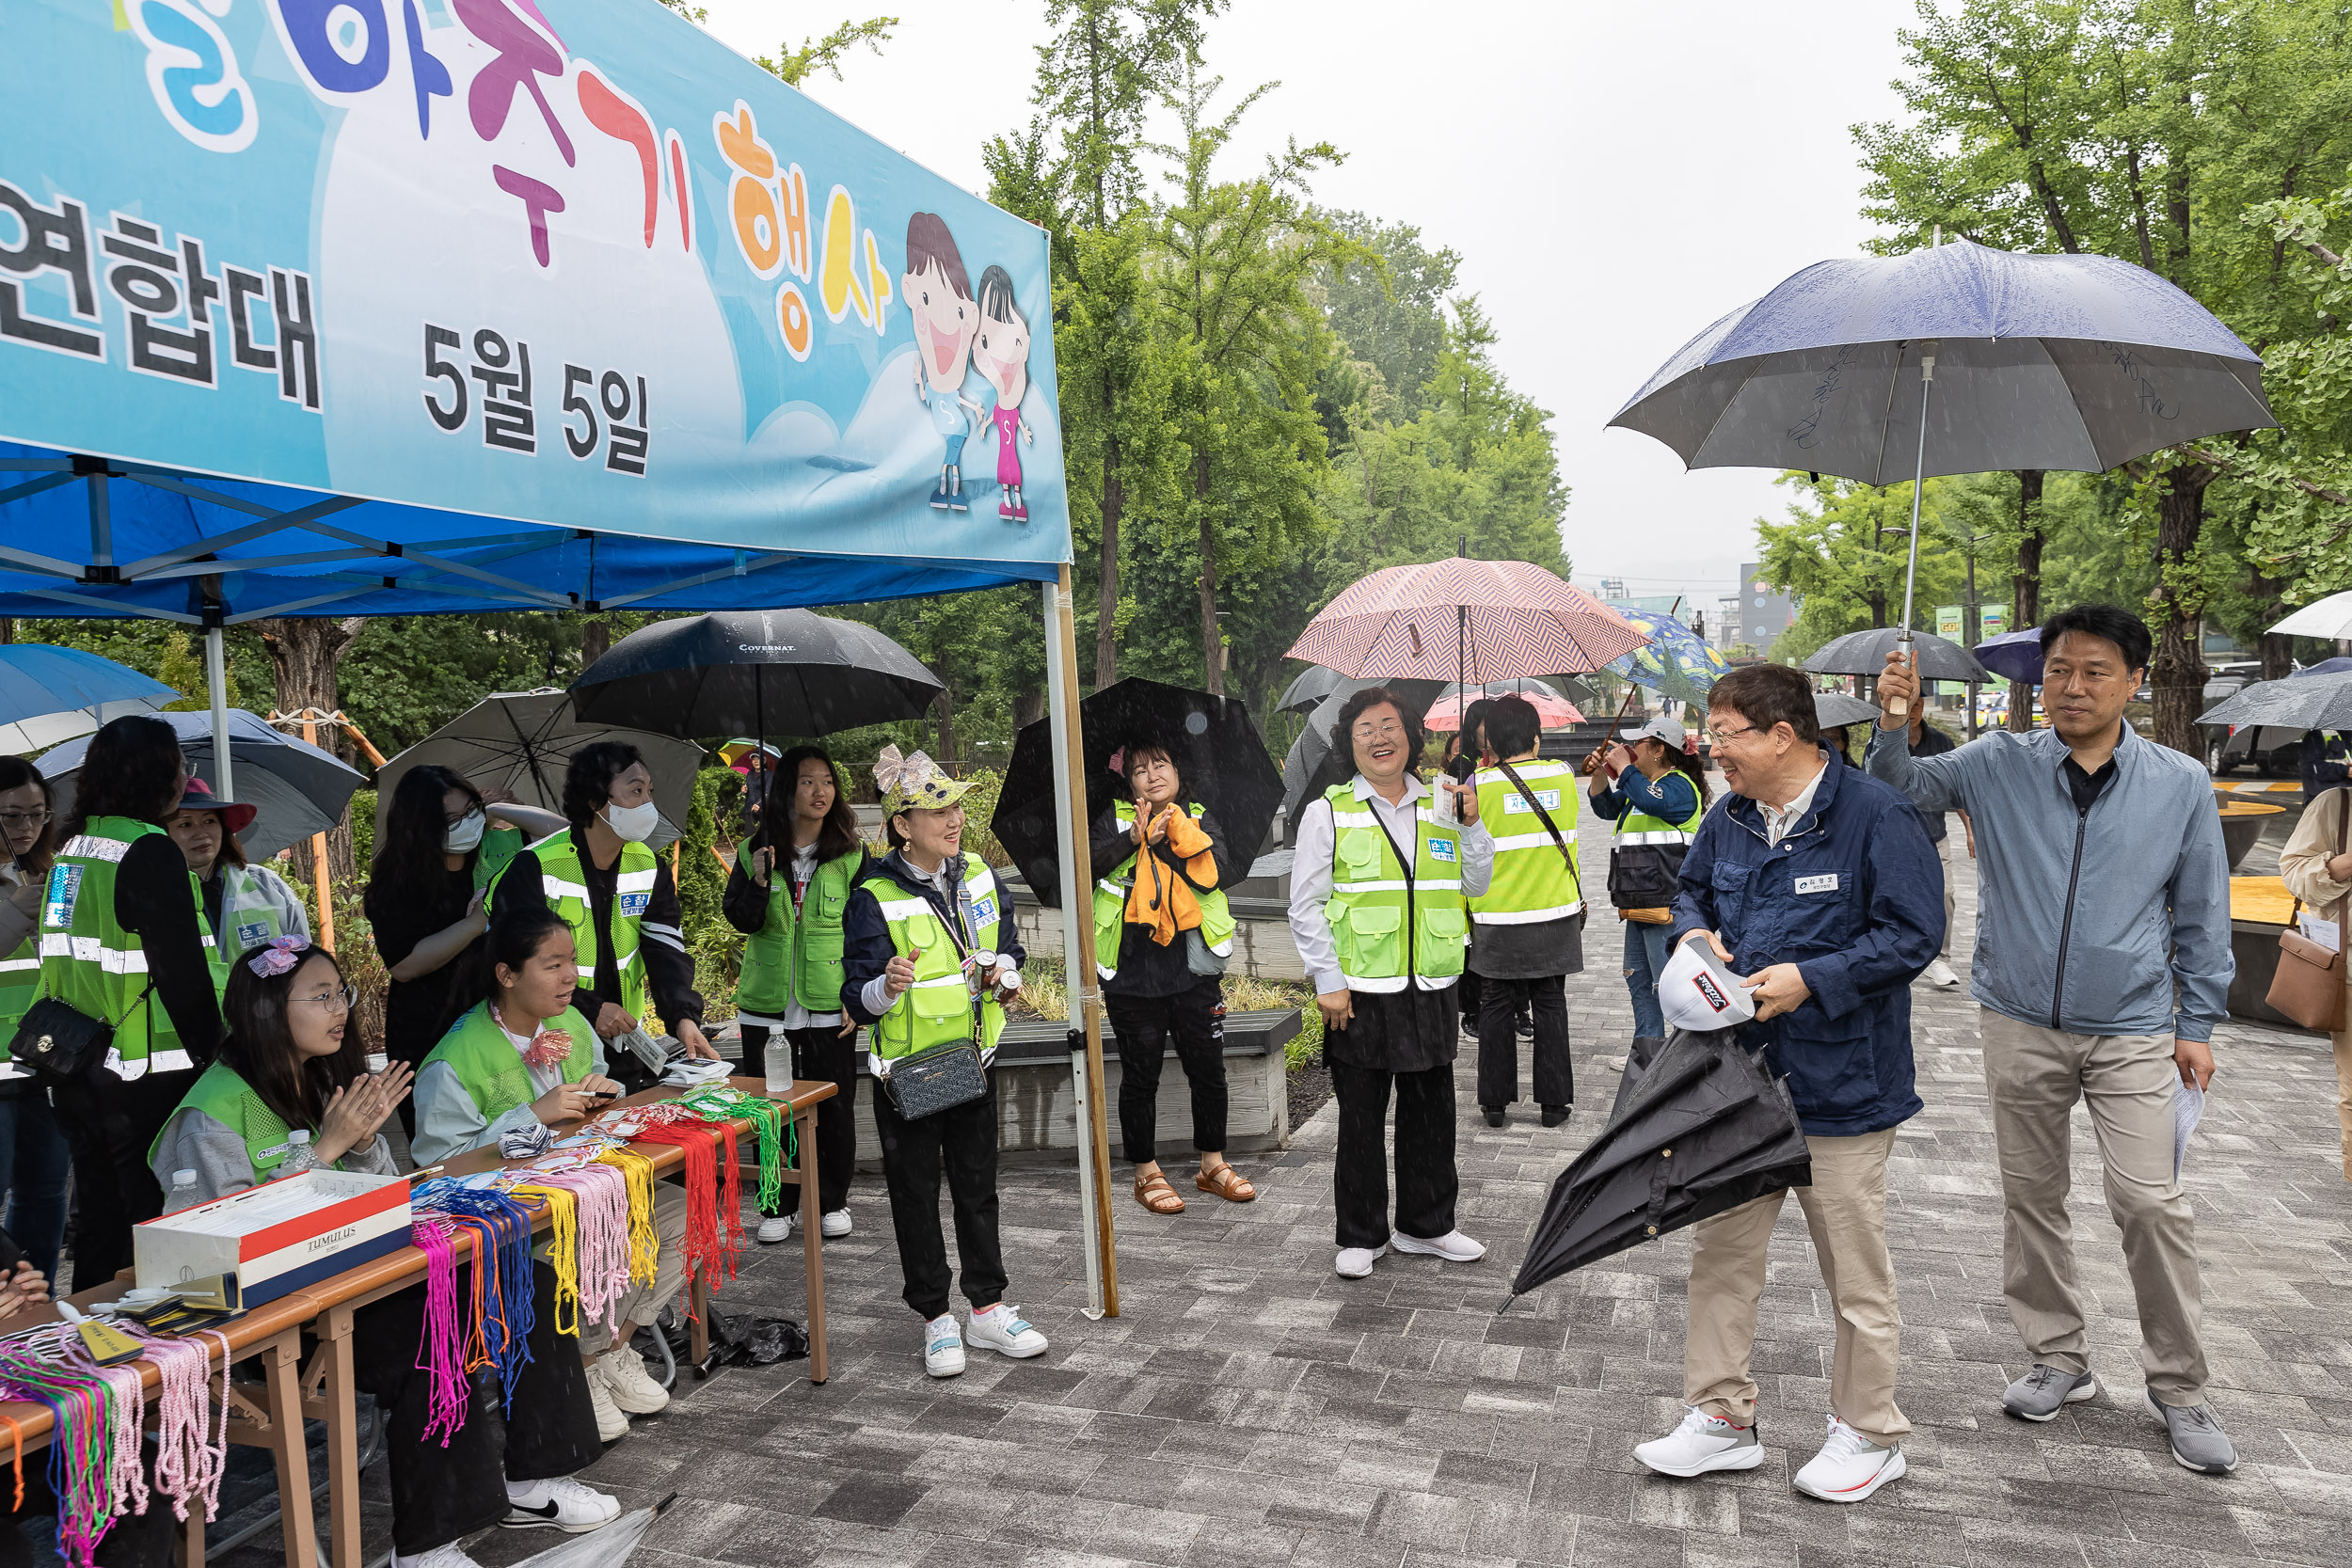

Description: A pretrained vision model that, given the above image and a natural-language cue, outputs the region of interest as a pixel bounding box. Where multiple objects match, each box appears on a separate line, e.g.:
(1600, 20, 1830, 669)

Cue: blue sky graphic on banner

(0, 0, 1069, 568)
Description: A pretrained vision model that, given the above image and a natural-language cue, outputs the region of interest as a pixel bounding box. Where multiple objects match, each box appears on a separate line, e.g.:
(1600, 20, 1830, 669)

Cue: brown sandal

(1196, 1164, 1257, 1203)
(1134, 1170, 1185, 1214)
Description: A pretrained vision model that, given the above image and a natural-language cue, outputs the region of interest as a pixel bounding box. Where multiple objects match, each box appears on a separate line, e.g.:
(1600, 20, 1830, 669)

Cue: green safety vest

(737, 847, 861, 1018)
(491, 832, 656, 1019)
(1469, 759, 1583, 925)
(474, 825, 526, 893)
(0, 924, 36, 1080)
(1090, 800, 1235, 980)
(150, 1060, 343, 1181)
(37, 816, 210, 1077)
(1615, 782, 1708, 847)
(858, 857, 1006, 1064)
(1321, 782, 1469, 992)
(422, 999, 598, 1122)
(203, 863, 300, 996)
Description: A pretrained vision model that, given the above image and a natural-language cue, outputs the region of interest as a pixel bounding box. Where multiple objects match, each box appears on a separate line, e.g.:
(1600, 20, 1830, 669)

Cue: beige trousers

(1685, 1127, 1908, 1446)
(1977, 1007, 2208, 1404)
(541, 1181, 690, 1358)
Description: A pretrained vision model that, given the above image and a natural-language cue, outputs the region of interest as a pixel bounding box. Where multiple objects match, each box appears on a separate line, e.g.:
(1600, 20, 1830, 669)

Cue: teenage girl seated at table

(410, 907, 689, 1443)
(148, 936, 622, 1568)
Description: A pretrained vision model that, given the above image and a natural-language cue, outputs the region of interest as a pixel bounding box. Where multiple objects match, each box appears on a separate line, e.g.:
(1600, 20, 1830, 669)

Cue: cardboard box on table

(134, 1170, 413, 1306)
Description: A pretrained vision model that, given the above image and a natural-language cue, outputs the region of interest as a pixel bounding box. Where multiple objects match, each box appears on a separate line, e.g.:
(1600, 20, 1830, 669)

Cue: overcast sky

(695, 0, 1912, 610)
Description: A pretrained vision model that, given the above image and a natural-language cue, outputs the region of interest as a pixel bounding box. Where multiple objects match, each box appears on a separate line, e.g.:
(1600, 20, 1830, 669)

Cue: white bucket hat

(1659, 936, 1756, 1032)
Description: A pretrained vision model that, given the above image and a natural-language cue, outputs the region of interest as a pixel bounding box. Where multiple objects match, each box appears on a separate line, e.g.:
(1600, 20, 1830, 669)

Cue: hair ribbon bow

(246, 934, 310, 978)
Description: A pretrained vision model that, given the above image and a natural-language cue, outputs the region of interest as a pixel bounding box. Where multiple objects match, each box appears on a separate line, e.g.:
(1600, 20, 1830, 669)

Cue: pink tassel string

(410, 1217, 469, 1445)
(143, 1329, 230, 1522)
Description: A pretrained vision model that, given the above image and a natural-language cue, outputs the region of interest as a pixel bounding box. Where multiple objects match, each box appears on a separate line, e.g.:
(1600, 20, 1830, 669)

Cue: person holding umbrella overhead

(1288, 687, 1493, 1280)
(1089, 736, 1252, 1214)
(160, 778, 310, 988)
(489, 742, 717, 1088)
(724, 745, 867, 1243)
(0, 757, 71, 1290)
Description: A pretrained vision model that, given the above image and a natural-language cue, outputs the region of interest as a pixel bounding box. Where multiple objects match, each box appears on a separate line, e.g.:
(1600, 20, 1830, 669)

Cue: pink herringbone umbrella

(1285, 558, 1645, 684)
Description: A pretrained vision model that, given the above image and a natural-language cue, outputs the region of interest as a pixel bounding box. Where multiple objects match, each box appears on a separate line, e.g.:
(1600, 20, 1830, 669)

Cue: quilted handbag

(881, 1038, 988, 1119)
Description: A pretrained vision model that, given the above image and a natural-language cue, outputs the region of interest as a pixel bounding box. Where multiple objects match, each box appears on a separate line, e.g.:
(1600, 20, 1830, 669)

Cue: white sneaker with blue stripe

(922, 1312, 966, 1378)
(966, 1303, 1048, 1358)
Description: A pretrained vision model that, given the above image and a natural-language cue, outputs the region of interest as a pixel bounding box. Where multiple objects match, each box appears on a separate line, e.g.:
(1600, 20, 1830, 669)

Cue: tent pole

(301, 708, 334, 949)
(1043, 565, 1118, 1319)
(204, 626, 234, 801)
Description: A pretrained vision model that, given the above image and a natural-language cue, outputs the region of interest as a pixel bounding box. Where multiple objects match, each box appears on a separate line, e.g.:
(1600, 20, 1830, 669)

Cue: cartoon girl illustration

(972, 264, 1036, 523)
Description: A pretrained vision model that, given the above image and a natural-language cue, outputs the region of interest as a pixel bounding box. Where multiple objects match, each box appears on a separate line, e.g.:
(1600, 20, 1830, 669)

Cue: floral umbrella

(1603, 604, 1729, 704)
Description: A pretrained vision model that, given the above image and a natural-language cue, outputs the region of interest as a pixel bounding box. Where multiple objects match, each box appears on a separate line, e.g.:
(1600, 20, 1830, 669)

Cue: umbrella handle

(1886, 630, 1915, 721)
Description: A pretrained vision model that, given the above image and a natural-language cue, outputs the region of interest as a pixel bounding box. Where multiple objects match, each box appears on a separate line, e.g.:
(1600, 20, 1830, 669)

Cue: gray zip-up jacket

(1863, 721, 2232, 1041)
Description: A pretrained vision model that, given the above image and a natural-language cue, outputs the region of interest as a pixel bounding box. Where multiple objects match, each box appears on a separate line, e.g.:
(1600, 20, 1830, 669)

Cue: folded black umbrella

(1509, 1026, 1812, 1301)
(994, 677, 1283, 908)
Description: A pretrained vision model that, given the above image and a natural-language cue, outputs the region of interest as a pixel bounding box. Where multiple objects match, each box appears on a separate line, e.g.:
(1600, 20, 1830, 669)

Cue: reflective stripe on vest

(1470, 762, 1583, 926)
(1320, 783, 1469, 993)
(1090, 800, 1235, 980)
(738, 848, 860, 1018)
(38, 816, 204, 1079)
(859, 858, 1006, 1066)
(152, 1061, 337, 1180)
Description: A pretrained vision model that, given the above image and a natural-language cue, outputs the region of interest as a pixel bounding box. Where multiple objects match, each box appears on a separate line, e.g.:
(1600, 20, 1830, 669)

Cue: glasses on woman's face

(0, 810, 48, 831)
(294, 984, 358, 1014)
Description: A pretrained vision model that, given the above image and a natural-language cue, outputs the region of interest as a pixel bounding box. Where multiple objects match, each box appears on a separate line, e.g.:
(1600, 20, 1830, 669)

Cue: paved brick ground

(222, 816, 2352, 1568)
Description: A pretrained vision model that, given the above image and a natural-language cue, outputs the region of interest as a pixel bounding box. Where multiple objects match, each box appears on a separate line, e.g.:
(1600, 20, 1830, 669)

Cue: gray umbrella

(1813, 691, 1884, 730)
(39, 709, 364, 863)
(1276, 667, 1446, 717)
(1804, 628, 1993, 685)
(1280, 690, 1357, 843)
(375, 689, 704, 851)
(2197, 673, 2352, 733)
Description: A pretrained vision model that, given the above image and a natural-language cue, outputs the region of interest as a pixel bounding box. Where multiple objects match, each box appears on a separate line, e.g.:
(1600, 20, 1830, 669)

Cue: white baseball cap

(1659, 937, 1756, 1032)
(1621, 716, 1689, 752)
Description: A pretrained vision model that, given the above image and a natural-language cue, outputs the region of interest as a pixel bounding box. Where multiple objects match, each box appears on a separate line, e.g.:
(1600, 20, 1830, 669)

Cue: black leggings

(739, 1023, 859, 1216)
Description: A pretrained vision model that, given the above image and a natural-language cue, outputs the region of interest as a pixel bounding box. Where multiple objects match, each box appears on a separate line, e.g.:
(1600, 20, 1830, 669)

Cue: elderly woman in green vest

(840, 747, 1046, 1379)
(412, 905, 690, 1444)
(161, 777, 310, 991)
(723, 744, 866, 1245)
(1286, 687, 1495, 1282)
(36, 715, 224, 1292)
(153, 935, 623, 1566)
(1087, 738, 1253, 1215)
(0, 756, 70, 1289)
(489, 742, 717, 1092)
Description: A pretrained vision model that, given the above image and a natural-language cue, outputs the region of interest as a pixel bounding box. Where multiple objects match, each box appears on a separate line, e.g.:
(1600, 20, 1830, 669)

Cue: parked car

(2207, 723, 2305, 776)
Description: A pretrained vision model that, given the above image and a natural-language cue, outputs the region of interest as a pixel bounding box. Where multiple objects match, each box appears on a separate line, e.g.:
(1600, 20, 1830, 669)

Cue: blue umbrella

(40, 709, 362, 863)
(0, 644, 178, 752)
(1973, 627, 2046, 687)
(1604, 604, 1729, 702)
(1611, 237, 2275, 708)
(2291, 657, 2352, 678)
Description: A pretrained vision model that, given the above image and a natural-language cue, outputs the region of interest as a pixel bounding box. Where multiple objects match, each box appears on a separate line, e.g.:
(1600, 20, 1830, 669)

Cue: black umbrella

(994, 678, 1284, 908)
(1509, 1026, 1812, 1301)
(1803, 627, 1992, 685)
(568, 610, 942, 738)
(1276, 667, 1446, 718)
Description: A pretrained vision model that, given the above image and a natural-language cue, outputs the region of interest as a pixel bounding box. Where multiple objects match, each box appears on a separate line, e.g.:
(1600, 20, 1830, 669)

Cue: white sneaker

(967, 1304, 1048, 1358)
(580, 1361, 628, 1442)
(923, 1313, 966, 1378)
(393, 1545, 485, 1568)
(501, 1476, 624, 1532)
(820, 1207, 852, 1238)
(1391, 1229, 1486, 1262)
(756, 1212, 794, 1243)
(598, 1348, 669, 1415)
(1634, 1405, 1765, 1477)
(1335, 1243, 1385, 1278)
(1791, 1416, 1907, 1502)
(1922, 958, 1961, 989)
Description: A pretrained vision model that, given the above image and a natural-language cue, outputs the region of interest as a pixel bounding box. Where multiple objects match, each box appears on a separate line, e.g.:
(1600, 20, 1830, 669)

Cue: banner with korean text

(0, 0, 1068, 568)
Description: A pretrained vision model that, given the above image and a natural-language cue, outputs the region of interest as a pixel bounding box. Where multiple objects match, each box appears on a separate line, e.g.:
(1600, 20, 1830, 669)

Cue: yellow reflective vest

(1468, 759, 1582, 925)
(1091, 800, 1234, 980)
(1320, 783, 1469, 993)
(859, 856, 1007, 1065)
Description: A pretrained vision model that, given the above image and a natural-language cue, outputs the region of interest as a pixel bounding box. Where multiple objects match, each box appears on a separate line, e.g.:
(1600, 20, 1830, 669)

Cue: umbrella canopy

(1608, 238, 2273, 483)
(1973, 626, 2046, 687)
(1813, 691, 1883, 730)
(718, 739, 783, 768)
(2292, 657, 2352, 678)
(1511, 1027, 1813, 1299)
(1275, 669, 1447, 720)
(1426, 689, 1584, 733)
(373, 690, 704, 853)
(1604, 603, 1730, 702)
(38, 709, 362, 863)
(0, 644, 180, 754)
(994, 678, 1284, 909)
(2268, 590, 2352, 641)
(569, 610, 941, 739)
(1284, 559, 1645, 683)
(1804, 627, 1993, 684)
(2197, 673, 2352, 734)
(1279, 690, 1355, 844)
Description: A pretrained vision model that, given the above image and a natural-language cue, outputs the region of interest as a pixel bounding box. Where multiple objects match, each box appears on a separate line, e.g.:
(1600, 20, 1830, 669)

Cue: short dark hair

(1330, 687, 1430, 777)
(64, 716, 184, 838)
(977, 263, 1022, 325)
(1481, 695, 1543, 760)
(2039, 603, 2152, 673)
(1451, 699, 1499, 762)
(485, 904, 571, 1000)
(1708, 663, 1820, 747)
(562, 741, 646, 832)
(905, 212, 970, 298)
(0, 756, 56, 879)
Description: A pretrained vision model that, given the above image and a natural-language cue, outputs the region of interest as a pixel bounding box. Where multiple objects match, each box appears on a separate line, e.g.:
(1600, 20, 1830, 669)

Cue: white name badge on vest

(1428, 837, 1458, 863)
(1794, 873, 1840, 895)
(1503, 789, 1563, 814)
(44, 863, 82, 927)
(236, 919, 271, 947)
(617, 892, 651, 917)
(970, 895, 998, 925)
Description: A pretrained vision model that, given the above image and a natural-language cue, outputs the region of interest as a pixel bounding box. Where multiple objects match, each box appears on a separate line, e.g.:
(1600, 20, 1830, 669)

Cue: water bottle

(169, 1169, 199, 1211)
(763, 1035, 792, 1096)
(363, 1049, 389, 1077)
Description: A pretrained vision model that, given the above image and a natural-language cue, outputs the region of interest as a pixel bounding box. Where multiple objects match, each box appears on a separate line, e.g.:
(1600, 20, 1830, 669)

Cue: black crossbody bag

(881, 863, 992, 1119)
(10, 987, 142, 1085)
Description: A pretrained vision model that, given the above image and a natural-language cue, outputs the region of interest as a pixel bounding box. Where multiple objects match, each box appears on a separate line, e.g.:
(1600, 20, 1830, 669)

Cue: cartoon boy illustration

(972, 264, 1037, 523)
(903, 213, 984, 511)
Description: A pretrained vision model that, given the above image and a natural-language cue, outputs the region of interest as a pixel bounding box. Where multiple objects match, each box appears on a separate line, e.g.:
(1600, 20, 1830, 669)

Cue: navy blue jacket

(1669, 751, 1944, 1136)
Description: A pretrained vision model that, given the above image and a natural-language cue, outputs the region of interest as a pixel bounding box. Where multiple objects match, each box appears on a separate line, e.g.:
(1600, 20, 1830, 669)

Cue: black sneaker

(1540, 1104, 1572, 1128)
(1482, 1106, 1505, 1127)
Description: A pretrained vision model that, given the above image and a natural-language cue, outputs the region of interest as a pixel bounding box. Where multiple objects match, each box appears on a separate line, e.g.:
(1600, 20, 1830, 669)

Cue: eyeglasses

(293, 984, 358, 1013)
(1351, 721, 1406, 739)
(1706, 723, 1759, 745)
(0, 810, 48, 830)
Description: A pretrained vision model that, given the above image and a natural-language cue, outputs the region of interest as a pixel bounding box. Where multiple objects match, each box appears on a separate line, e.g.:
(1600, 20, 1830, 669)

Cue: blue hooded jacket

(1670, 750, 1944, 1136)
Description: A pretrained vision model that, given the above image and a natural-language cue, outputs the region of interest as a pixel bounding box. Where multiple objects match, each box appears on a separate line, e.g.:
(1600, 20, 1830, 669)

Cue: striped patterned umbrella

(1285, 559, 1645, 681)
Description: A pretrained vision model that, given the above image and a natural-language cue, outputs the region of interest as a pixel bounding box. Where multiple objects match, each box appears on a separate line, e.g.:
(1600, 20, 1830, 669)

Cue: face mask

(444, 810, 487, 853)
(601, 800, 661, 843)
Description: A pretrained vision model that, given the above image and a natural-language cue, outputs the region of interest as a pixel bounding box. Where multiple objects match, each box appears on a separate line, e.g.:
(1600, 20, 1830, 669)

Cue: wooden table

(290, 1077, 834, 1568)
(0, 1281, 321, 1568)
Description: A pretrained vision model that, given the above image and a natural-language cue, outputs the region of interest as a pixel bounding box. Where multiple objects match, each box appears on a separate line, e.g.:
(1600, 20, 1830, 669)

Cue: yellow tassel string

(598, 1147, 662, 1284)
(510, 1185, 580, 1338)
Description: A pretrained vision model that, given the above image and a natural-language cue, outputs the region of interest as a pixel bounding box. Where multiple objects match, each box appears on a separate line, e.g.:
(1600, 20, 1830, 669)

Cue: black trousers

(1105, 980, 1228, 1164)
(354, 1260, 602, 1555)
(1328, 1058, 1458, 1250)
(49, 1065, 198, 1293)
(740, 1023, 859, 1215)
(1475, 974, 1573, 1109)
(871, 1072, 1007, 1320)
